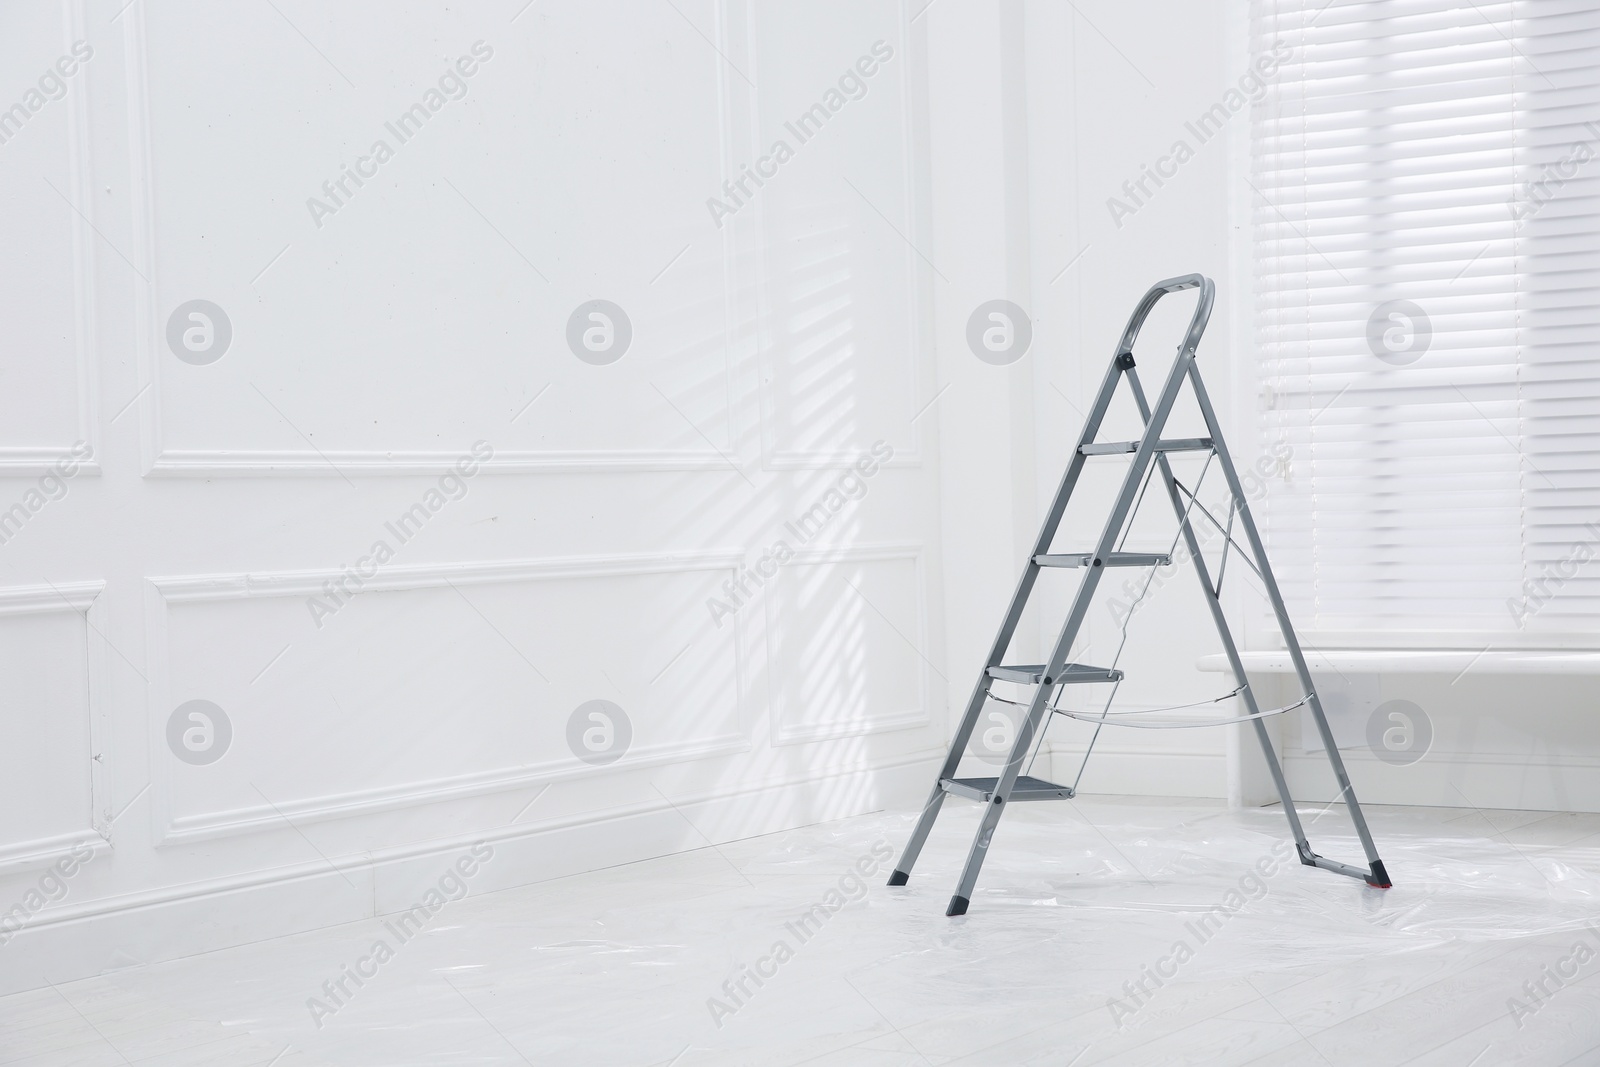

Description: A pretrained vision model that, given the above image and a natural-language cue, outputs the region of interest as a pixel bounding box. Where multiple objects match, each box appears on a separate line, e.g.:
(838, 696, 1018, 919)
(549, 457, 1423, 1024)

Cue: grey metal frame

(886, 274, 1390, 916)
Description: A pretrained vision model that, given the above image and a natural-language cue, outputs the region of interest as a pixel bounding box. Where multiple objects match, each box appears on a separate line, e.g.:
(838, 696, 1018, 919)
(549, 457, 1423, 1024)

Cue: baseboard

(1284, 750, 1600, 814)
(0, 750, 942, 997)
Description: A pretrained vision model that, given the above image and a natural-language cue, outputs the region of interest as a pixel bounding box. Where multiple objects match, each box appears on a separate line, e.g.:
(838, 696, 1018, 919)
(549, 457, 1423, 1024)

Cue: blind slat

(1251, 0, 1600, 638)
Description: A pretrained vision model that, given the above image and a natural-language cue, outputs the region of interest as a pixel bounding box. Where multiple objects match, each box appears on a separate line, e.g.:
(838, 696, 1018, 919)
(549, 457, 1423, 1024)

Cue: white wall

(0, 0, 981, 994)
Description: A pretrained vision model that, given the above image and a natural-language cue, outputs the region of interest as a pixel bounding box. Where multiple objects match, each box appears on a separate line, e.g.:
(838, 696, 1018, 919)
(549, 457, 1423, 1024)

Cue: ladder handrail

(1115, 273, 1215, 359)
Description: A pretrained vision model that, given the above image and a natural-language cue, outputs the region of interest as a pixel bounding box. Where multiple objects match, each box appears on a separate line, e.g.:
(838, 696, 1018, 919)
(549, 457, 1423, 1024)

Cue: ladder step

(1080, 437, 1213, 456)
(987, 662, 1123, 685)
(941, 775, 1075, 802)
(1034, 552, 1172, 569)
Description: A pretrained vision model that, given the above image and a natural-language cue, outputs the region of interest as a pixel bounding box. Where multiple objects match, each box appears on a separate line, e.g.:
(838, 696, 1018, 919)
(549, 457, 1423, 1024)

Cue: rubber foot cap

(886, 870, 909, 886)
(946, 895, 969, 916)
(1365, 860, 1392, 889)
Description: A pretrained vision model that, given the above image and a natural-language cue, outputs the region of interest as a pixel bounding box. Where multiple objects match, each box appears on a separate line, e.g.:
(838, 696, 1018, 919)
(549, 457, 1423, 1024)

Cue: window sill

(1196, 650, 1600, 675)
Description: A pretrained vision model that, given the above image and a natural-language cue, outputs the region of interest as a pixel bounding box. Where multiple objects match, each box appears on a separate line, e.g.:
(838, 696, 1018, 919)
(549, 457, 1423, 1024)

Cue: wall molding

(146, 551, 750, 845)
(0, 448, 101, 477)
(767, 541, 933, 745)
(123, 5, 756, 478)
(0, 580, 102, 616)
(146, 448, 751, 477)
(0, 579, 111, 874)
(150, 550, 749, 602)
(162, 732, 754, 844)
(0, 830, 109, 879)
(0, 0, 101, 476)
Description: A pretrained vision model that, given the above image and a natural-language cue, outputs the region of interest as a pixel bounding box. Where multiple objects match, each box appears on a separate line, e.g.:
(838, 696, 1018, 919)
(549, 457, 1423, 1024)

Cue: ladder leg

(943, 354, 1194, 913)
(1298, 692, 1389, 883)
(947, 792, 1004, 916)
(1115, 378, 1312, 854)
(943, 341, 1199, 912)
(886, 784, 947, 886)
(1144, 443, 1313, 855)
(889, 678, 996, 883)
(1248, 702, 1311, 850)
(1183, 364, 1389, 885)
(944, 683, 1055, 915)
(888, 351, 1132, 888)
(1149, 487, 1317, 854)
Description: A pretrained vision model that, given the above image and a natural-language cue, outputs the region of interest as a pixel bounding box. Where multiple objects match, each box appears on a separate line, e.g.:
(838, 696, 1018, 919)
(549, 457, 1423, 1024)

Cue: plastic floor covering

(5, 796, 1600, 1065)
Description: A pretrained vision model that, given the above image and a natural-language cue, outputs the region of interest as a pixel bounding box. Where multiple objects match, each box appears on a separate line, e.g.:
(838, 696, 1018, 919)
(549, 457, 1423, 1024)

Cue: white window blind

(1251, 0, 1600, 645)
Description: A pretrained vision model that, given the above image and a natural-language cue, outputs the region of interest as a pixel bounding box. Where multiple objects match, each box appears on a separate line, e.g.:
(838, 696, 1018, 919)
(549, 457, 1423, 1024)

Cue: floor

(6, 797, 1600, 1066)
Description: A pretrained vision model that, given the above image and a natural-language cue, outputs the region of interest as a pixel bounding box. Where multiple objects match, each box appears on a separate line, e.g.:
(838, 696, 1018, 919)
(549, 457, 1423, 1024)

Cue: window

(1251, 0, 1600, 645)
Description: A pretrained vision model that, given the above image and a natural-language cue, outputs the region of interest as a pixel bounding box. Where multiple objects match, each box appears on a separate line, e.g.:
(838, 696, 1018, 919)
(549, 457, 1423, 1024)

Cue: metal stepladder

(888, 274, 1391, 915)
